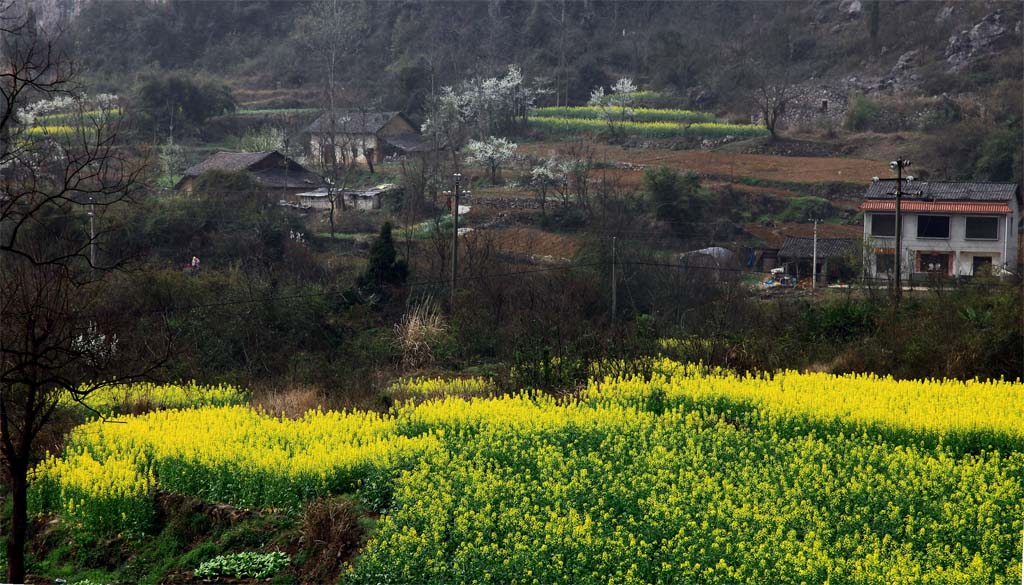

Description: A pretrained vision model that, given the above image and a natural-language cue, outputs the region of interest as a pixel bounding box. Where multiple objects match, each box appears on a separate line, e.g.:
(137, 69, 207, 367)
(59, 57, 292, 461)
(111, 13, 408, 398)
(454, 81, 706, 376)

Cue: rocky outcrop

(945, 10, 1015, 72)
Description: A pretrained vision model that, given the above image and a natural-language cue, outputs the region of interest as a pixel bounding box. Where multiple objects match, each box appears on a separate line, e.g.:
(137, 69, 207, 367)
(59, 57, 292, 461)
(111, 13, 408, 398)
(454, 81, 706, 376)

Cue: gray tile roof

(307, 111, 405, 135)
(382, 133, 433, 152)
(863, 179, 1018, 202)
(179, 151, 324, 190)
(779, 237, 860, 259)
(182, 151, 277, 177)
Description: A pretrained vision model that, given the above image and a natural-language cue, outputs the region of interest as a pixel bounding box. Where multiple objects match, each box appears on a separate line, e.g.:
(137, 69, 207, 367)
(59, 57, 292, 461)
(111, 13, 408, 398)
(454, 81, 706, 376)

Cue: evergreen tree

(358, 222, 408, 294)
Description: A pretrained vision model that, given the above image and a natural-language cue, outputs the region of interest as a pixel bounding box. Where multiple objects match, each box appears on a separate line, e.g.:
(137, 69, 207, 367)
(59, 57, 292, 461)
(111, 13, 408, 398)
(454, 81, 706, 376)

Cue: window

(916, 215, 950, 239)
(965, 216, 999, 240)
(918, 253, 949, 274)
(870, 214, 896, 237)
(875, 252, 895, 274)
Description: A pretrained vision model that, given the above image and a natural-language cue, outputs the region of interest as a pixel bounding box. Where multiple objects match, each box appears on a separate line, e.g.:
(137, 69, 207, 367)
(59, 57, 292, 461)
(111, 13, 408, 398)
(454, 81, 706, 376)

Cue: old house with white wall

(305, 111, 427, 171)
(861, 180, 1020, 279)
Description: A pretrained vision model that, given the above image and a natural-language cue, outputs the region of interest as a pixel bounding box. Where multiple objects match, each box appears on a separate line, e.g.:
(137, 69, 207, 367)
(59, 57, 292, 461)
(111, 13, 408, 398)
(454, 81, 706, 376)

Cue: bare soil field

(519, 141, 890, 185)
(484, 227, 581, 260)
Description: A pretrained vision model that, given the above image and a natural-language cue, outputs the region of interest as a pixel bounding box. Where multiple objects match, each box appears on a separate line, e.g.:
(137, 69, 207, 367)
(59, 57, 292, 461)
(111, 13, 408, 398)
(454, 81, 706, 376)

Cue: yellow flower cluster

(348, 396, 1024, 584)
(23, 125, 77, 136)
(532, 106, 714, 123)
(587, 358, 1024, 451)
(31, 362, 1024, 582)
(386, 376, 497, 401)
(62, 381, 246, 417)
(529, 116, 768, 139)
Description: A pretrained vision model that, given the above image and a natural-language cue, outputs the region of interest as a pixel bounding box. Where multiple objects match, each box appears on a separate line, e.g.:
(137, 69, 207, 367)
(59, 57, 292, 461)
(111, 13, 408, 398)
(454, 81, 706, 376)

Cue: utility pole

(811, 218, 819, 290)
(88, 196, 96, 269)
(611, 236, 617, 319)
(890, 157, 911, 303)
(450, 172, 462, 308)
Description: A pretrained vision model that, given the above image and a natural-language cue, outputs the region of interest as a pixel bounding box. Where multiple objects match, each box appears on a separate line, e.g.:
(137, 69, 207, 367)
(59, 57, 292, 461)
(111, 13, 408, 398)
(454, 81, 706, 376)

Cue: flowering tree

(529, 155, 567, 212)
(466, 136, 517, 184)
(422, 64, 541, 155)
(589, 77, 638, 138)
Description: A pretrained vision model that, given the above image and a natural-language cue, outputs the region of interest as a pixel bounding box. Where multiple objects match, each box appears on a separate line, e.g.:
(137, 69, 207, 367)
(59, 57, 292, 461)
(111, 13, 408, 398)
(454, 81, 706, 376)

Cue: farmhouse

(176, 151, 325, 199)
(861, 180, 1021, 279)
(305, 111, 429, 171)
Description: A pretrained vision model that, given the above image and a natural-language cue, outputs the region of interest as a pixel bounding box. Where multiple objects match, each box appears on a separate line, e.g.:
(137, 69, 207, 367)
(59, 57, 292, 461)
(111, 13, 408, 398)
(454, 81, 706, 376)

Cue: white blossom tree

(466, 136, 517, 184)
(589, 77, 638, 138)
(529, 155, 567, 212)
(421, 64, 540, 155)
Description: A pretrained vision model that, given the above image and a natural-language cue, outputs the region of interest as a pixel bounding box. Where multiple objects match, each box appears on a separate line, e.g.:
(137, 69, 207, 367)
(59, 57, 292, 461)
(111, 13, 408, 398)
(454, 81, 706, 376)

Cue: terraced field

(519, 141, 889, 185)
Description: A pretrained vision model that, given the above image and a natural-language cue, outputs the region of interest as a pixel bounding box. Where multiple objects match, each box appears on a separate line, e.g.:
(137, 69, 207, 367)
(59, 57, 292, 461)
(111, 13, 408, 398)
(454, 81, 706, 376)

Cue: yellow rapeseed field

(29, 370, 1024, 583)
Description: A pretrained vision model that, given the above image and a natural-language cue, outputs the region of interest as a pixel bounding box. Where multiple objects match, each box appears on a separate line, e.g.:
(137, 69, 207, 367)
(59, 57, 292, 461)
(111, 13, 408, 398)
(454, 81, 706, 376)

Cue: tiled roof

(860, 200, 1012, 214)
(182, 151, 277, 177)
(382, 133, 433, 152)
(863, 179, 1018, 202)
(179, 151, 325, 190)
(779, 237, 859, 259)
(743, 223, 864, 250)
(307, 111, 404, 134)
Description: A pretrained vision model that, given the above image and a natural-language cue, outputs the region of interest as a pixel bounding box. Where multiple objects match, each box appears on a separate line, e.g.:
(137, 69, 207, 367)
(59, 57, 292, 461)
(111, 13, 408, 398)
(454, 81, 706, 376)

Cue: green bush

(844, 94, 880, 131)
(194, 551, 290, 579)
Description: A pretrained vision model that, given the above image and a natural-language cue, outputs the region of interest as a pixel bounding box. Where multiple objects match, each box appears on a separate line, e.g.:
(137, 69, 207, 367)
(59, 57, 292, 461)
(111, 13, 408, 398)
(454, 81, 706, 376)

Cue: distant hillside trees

(131, 71, 236, 142)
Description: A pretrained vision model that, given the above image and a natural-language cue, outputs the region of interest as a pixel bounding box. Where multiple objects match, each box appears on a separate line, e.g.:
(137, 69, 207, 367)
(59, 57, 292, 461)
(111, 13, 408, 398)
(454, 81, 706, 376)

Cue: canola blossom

(30, 365, 1024, 583)
(63, 381, 246, 417)
(532, 106, 715, 123)
(529, 115, 768, 138)
(587, 359, 1024, 453)
(385, 376, 497, 401)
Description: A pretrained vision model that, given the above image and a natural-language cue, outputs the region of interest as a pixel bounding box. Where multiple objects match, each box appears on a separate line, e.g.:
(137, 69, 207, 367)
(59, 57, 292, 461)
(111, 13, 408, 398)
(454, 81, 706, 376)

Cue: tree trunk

(6, 460, 29, 584)
(329, 194, 336, 239)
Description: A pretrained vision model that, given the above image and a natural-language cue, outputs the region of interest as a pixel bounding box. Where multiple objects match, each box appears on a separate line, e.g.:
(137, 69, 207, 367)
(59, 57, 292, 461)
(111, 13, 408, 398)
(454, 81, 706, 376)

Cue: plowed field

(519, 141, 889, 184)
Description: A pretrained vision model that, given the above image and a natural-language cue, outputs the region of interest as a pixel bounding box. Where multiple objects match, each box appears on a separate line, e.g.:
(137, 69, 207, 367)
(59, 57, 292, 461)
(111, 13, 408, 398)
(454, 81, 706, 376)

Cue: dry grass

(252, 385, 324, 419)
(394, 298, 448, 370)
(299, 497, 367, 583)
(488, 227, 582, 259)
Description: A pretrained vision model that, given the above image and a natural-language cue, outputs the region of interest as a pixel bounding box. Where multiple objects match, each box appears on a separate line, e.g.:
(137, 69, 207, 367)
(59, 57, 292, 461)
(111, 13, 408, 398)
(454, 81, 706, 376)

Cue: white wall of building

(864, 201, 1020, 278)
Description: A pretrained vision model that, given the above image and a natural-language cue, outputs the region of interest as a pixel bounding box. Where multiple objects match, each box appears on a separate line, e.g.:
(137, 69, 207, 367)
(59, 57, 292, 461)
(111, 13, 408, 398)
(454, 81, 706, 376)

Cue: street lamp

(889, 157, 911, 302)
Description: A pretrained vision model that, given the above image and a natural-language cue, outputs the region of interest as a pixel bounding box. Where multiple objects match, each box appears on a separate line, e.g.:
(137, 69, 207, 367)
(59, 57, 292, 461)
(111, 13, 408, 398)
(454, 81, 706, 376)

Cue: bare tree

(296, 0, 370, 239)
(753, 78, 793, 139)
(0, 7, 161, 581)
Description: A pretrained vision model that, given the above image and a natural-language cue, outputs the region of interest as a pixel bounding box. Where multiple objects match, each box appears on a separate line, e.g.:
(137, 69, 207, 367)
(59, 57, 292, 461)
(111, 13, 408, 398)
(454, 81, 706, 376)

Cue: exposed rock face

(945, 10, 1014, 72)
(839, 0, 863, 18)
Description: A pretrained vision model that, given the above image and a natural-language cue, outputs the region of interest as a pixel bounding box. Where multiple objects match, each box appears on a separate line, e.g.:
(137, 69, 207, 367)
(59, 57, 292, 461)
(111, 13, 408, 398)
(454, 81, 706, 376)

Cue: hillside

(37, 1, 1021, 120)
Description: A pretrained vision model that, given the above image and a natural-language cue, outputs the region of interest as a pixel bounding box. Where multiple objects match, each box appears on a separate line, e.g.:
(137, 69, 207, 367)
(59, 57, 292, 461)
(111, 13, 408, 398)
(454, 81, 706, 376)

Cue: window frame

(964, 215, 1000, 241)
(870, 213, 896, 237)
(916, 215, 950, 239)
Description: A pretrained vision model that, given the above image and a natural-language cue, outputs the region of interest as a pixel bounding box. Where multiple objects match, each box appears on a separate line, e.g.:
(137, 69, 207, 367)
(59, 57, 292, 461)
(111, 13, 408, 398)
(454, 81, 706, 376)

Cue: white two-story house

(861, 180, 1020, 279)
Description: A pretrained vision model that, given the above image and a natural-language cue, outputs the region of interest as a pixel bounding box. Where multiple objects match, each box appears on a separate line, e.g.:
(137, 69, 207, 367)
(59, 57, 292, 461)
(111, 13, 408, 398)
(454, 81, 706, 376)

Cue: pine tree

(357, 222, 408, 294)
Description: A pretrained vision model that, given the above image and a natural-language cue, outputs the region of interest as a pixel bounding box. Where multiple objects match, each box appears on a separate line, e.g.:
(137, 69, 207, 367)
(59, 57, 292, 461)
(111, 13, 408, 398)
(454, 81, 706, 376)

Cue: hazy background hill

(29, 0, 1023, 118)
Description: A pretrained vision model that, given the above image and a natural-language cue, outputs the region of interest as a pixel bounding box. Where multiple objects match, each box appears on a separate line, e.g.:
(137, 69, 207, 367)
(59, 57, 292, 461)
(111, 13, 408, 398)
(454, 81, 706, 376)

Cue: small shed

(295, 184, 399, 211)
(778, 236, 860, 282)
